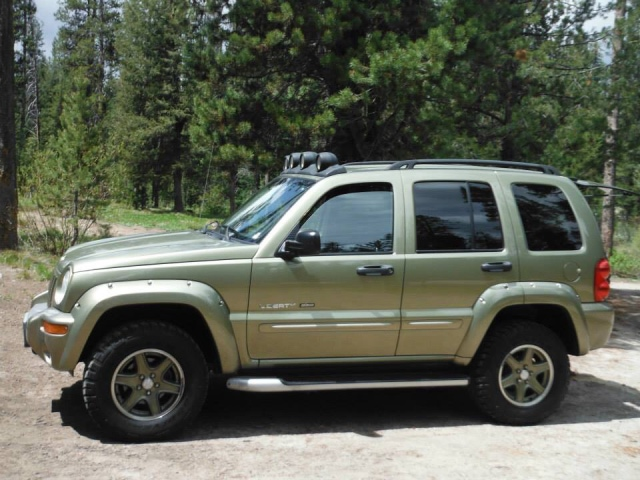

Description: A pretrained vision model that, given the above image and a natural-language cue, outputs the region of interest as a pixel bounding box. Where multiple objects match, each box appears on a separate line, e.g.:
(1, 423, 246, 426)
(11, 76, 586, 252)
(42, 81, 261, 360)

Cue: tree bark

(600, 0, 626, 257)
(0, 0, 19, 250)
(173, 167, 184, 213)
(228, 163, 238, 214)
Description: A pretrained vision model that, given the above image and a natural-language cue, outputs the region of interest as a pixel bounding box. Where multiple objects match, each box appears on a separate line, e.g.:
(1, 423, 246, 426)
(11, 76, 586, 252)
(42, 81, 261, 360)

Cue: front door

(248, 182, 404, 359)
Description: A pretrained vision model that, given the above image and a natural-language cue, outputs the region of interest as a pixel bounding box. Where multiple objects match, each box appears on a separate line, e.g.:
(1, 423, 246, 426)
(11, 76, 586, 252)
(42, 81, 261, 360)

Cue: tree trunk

(173, 167, 184, 213)
(600, 0, 626, 256)
(152, 177, 160, 209)
(228, 164, 238, 214)
(0, 0, 18, 250)
(19, 4, 27, 150)
(601, 114, 617, 256)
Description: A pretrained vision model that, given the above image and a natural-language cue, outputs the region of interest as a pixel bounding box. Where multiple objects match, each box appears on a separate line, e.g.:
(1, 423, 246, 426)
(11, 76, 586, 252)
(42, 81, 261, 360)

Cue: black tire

(83, 320, 209, 442)
(469, 321, 570, 425)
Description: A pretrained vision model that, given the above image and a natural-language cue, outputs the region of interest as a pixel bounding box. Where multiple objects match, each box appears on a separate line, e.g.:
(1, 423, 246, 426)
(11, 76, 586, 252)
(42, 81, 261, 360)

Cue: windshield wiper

(200, 221, 255, 243)
(221, 224, 251, 242)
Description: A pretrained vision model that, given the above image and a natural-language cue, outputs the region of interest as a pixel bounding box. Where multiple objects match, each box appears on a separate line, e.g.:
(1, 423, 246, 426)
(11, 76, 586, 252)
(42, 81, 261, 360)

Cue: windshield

(217, 176, 316, 243)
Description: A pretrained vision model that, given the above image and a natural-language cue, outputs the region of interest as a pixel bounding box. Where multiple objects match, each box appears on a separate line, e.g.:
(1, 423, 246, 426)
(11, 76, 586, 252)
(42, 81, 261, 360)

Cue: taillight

(594, 258, 611, 302)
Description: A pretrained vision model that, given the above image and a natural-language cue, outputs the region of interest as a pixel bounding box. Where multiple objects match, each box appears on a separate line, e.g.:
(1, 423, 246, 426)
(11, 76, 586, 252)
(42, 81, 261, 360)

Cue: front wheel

(469, 321, 570, 425)
(83, 321, 209, 442)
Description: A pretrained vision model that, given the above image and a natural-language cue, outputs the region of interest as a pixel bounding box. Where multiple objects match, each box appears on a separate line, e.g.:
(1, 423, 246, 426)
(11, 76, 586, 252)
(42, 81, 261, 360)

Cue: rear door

(397, 171, 520, 356)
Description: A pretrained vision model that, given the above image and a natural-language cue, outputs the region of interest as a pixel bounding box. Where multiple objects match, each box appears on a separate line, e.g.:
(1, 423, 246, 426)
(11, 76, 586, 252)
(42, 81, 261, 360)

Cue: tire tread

(83, 320, 208, 442)
(470, 321, 570, 425)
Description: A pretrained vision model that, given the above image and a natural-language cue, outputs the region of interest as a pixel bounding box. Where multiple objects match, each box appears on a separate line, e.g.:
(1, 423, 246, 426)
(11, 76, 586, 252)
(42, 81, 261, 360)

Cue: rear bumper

(582, 302, 615, 352)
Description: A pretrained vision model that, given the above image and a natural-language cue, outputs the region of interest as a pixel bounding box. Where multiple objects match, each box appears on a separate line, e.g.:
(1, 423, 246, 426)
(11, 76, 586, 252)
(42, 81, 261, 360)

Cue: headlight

(53, 267, 73, 306)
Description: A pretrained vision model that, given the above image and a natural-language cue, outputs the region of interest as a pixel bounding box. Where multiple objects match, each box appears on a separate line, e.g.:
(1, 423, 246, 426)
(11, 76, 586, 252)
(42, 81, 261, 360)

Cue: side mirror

(277, 230, 321, 259)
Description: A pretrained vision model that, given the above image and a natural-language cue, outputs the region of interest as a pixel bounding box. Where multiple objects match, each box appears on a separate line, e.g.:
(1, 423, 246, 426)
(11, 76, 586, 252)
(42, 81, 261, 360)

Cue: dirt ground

(1, 264, 639, 479)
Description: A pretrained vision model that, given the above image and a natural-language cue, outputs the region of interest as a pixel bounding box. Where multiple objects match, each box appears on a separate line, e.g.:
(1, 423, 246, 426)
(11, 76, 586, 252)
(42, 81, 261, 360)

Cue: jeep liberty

(23, 152, 615, 441)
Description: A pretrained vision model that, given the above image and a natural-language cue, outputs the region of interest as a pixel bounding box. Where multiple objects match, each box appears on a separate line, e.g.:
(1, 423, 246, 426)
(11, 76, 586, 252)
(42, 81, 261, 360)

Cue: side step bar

(226, 376, 469, 393)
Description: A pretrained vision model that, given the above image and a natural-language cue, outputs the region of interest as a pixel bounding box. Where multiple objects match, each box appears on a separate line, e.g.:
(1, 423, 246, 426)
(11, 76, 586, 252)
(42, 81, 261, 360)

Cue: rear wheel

(83, 320, 209, 442)
(470, 321, 569, 425)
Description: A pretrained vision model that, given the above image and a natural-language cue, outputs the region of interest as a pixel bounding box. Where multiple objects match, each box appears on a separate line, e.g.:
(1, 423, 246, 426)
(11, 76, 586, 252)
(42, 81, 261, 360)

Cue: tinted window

(512, 183, 582, 251)
(414, 182, 503, 252)
(299, 184, 393, 254)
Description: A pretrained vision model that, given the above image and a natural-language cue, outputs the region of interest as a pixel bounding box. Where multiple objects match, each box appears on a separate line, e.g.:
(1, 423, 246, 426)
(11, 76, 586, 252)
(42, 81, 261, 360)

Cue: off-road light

(316, 152, 338, 172)
(288, 152, 301, 169)
(300, 151, 318, 169)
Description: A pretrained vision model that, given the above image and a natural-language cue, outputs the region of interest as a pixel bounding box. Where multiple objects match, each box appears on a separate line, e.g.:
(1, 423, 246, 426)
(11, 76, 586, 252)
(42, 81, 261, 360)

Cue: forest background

(1, 0, 640, 276)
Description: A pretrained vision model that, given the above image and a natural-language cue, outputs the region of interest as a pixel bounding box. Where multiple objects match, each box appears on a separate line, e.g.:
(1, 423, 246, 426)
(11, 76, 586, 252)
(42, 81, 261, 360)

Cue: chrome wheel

(499, 344, 554, 407)
(111, 349, 185, 421)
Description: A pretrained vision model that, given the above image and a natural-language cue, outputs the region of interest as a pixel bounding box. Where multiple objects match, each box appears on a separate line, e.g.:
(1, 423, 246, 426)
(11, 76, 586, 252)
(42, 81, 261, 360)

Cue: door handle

(357, 265, 395, 276)
(481, 261, 513, 273)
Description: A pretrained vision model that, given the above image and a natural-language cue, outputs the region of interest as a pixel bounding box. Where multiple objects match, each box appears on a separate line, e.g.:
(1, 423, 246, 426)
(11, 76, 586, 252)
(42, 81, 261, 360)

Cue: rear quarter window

(512, 183, 582, 251)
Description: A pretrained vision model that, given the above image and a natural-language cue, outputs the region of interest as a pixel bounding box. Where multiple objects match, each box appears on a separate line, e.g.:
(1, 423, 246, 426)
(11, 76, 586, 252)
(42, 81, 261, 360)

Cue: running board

(226, 376, 469, 393)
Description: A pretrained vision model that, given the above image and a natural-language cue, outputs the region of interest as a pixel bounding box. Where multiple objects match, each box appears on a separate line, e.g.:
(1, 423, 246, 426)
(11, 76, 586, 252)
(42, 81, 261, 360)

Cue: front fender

(58, 280, 241, 373)
(454, 282, 587, 365)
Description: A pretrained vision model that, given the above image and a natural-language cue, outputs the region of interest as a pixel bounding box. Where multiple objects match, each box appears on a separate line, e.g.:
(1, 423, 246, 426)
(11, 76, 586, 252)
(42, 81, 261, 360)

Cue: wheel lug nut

(146, 391, 151, 396)
(137, 385, 142, 390)
(150, 373, 155, 379)
(155, 383, 160, 388)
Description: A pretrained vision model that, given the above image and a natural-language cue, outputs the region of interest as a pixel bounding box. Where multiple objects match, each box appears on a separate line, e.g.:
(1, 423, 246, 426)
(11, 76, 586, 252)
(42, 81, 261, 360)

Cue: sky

(34, 0, 614, 59)
(34, 0, 60, 58)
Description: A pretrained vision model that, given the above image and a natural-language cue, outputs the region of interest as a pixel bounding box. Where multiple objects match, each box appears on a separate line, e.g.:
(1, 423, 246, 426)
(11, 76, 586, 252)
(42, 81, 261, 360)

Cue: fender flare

(58, 279, 241, 373)
(454, 282, 587, 365)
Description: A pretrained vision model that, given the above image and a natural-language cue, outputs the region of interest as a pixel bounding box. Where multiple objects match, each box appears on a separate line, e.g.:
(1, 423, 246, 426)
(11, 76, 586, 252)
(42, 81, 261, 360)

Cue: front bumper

(23, 292, 75, 371)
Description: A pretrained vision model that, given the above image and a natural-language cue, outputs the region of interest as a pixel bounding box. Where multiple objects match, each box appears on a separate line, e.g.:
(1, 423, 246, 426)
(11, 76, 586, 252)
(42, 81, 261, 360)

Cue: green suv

(23, 153, 615, 441)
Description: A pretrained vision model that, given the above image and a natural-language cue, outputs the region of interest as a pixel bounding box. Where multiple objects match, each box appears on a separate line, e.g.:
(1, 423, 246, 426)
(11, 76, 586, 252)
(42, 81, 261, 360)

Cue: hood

(61, 231, 259, 273)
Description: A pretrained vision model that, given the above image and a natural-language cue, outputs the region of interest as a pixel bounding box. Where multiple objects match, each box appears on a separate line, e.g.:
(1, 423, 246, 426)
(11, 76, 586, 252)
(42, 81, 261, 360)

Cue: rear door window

(413, 182, 503, 252)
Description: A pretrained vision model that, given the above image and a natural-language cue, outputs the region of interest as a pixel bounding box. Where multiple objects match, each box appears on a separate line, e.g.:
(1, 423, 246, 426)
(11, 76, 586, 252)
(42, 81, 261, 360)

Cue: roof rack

(384, 159, 561, 175)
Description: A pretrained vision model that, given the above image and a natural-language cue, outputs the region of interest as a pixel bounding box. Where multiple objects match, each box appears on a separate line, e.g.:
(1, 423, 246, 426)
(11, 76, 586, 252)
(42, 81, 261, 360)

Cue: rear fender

(454, 282, 587, 365)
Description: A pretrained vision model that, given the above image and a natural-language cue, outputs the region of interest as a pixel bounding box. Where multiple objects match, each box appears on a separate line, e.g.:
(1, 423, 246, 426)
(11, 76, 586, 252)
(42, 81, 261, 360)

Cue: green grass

(101, 204, 214, 232)
(0, 250, 56, 281)
(2, 205, 218, 277)
(610, 221, 640, 279)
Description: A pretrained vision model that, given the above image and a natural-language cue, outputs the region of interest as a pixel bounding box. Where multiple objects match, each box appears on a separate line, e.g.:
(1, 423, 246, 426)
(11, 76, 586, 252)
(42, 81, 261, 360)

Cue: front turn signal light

(43, 321, 69, 335)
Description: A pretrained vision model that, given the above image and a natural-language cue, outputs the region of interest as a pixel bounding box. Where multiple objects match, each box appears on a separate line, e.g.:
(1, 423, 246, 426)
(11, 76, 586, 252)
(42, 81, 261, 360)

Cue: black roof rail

(386, 159, 561, 175)
(342, 161, 397, 168)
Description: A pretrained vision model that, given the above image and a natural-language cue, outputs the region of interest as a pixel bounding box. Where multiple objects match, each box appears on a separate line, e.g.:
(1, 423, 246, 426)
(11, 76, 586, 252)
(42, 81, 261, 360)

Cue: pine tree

(17, 0, 121, 253)
(14, 0, 44, 150)
(600, 0, 640, 254)
(115, 0, 195, 211)
(418, 0, 603, 162)
(55, 0, 120, 125)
